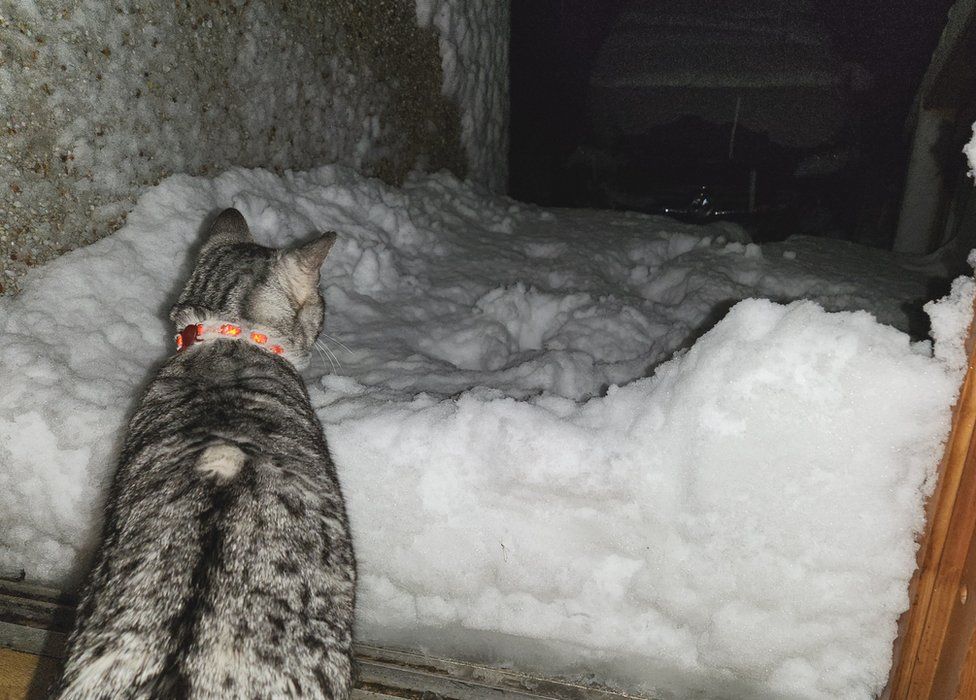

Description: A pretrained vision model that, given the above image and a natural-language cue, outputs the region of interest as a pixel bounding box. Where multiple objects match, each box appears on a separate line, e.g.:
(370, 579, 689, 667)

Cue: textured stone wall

(0, 0, 492, 292)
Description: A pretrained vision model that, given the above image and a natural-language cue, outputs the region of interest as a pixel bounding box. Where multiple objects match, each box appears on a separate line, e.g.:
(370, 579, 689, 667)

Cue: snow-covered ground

(0, 166, 967, 699)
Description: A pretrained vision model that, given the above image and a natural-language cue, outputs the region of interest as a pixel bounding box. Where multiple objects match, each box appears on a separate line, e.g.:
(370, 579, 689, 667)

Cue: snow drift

(0, 166, 966, 699)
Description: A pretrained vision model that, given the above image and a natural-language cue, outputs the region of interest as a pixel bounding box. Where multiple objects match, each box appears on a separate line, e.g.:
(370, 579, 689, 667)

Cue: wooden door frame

(886, 298, 976, 698)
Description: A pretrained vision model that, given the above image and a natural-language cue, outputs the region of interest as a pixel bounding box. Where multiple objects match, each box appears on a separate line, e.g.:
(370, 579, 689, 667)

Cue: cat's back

(57, 343, 355, 699)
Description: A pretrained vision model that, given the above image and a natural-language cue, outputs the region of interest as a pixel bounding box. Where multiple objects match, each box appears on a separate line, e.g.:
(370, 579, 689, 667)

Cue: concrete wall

(0, 0, 509, 292)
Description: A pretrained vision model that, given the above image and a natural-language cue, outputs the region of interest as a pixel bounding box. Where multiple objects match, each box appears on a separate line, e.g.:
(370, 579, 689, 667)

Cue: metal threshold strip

(0, 579, 644, 700)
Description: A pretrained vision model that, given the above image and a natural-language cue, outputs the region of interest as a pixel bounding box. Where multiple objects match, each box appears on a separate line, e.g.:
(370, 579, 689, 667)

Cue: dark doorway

(510, 0, 954, 248)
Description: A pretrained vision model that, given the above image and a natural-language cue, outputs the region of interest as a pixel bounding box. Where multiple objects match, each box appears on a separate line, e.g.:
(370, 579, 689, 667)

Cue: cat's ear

(291, 232, 337, 272)
(206, 208, 253, 247)
(276, 232, 338, 306)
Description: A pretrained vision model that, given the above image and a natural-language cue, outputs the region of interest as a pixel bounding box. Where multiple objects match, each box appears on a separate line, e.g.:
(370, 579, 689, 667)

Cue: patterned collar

(174, 322, 287, 357)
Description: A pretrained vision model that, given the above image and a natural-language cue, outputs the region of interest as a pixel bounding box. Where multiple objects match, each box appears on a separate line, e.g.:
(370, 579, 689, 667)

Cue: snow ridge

(0, 167, 963, 700)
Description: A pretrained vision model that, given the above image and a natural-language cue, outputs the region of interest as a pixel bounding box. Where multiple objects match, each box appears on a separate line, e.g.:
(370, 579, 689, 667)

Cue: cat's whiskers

(314, 341, 337, 374)
(318, 337, 347, 370)
(320, 331, 353, 355)
(315, 339, 340, 374)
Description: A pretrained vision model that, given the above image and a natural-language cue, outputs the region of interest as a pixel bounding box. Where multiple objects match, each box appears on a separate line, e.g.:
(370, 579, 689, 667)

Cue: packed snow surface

(0, 167, 964, 699)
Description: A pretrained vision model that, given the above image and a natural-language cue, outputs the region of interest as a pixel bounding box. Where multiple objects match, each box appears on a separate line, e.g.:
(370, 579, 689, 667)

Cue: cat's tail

(196, 443, 248, 482)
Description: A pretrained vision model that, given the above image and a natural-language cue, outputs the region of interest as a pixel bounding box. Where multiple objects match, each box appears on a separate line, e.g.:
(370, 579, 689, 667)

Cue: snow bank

(334, 299, 956, 700)
(417, 0, 510, 191)
(965, 121, 976, 178)
(0, 167, 963, 699)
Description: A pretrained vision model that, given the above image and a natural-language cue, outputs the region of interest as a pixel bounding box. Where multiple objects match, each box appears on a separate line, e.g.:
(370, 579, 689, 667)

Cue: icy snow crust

(966, 122, 976, 179)
(416, 0, 509, 191)
(0, 168, 962, 699)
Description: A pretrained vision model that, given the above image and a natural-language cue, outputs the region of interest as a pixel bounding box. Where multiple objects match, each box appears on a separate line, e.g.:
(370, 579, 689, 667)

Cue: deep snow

(0, 166, 966, 699)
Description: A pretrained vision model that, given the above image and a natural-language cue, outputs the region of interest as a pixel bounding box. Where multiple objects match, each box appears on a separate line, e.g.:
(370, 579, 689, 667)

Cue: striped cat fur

(55, 209, 356, 699)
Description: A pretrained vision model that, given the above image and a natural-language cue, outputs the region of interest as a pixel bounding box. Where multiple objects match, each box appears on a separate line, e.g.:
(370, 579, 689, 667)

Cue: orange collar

(175, 322, 285, 356)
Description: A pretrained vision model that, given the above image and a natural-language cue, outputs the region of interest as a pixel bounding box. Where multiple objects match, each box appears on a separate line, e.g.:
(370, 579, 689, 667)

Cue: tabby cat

(56, 209, 356, 699)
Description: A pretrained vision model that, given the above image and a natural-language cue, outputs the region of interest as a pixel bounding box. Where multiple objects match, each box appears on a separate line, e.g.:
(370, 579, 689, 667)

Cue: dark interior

(510, 0, 958, 249)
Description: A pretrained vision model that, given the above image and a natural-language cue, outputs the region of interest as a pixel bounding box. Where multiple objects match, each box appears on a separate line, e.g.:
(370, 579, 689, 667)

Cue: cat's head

(170, 209, 336, 360)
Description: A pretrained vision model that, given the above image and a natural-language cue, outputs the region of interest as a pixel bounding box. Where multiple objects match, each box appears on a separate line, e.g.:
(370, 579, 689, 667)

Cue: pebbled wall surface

(0, 0, 508, 292)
